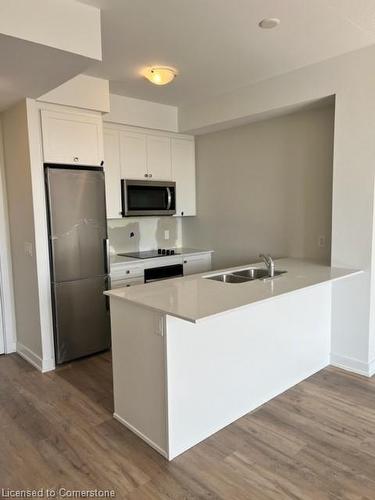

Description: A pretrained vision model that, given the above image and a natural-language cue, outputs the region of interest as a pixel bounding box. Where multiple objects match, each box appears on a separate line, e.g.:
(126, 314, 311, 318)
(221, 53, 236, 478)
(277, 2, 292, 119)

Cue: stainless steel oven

(144, 263, 183, 283)
(121, 179, 176, 216)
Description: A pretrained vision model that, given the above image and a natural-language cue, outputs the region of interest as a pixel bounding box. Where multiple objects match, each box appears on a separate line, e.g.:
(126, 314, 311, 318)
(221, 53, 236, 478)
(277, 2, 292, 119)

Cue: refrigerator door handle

(105, 276, 110, 311)
(104, 238, 110, 274)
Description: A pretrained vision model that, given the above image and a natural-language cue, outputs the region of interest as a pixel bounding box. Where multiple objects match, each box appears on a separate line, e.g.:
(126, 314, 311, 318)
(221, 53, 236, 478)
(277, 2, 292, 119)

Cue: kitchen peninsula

(105, 258, 360, 460)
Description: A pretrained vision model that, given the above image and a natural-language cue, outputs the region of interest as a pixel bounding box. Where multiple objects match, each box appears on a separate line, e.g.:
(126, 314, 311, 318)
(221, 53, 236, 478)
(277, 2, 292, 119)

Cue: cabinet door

(110, 277, 144, 289)
(147, 135, 172, 180)
(183, 254, 212, 276)
(171, 138, 196, 216)
(41, 109, 103, 166)
(120, 131, 147, 180)
(103, 128, 122, 219)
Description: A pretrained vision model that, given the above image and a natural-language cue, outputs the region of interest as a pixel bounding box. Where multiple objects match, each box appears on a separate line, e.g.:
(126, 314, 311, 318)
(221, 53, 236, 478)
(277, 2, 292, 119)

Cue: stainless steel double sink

(205, 268, 286, 284)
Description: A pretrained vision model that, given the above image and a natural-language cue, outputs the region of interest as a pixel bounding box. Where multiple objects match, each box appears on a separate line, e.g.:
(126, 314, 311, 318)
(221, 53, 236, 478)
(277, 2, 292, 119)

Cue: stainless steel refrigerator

(45, 165, 111, 364)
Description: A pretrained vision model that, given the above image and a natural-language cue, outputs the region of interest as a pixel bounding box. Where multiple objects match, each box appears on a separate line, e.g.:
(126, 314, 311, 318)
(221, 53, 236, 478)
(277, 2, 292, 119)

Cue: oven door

(144, 264, 183, 283)
(121, 179, 176, 216)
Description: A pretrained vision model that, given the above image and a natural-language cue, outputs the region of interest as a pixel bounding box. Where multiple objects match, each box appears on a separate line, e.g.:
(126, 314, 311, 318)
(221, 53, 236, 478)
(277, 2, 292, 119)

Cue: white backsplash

(107, 217, 182, 255)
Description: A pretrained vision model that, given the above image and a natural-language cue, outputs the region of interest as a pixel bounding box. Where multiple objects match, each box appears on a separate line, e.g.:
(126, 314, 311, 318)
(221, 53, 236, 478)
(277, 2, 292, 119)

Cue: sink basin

(232, 268, 269, 279)
(207, 273, 250, 284)
(232, 268, 286, 280)
(205, 267, 287, 284)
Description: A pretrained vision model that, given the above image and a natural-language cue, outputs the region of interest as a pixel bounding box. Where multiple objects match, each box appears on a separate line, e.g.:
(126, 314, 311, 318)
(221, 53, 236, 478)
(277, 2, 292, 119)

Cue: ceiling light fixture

(259, 18, 280, 29)
(142, 66, 177, 85)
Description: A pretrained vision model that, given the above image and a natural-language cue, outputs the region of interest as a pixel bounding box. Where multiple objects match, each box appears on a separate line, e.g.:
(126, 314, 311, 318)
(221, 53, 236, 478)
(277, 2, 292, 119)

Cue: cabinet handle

(184, 260, 187, 264)
(181, 211, 184, 216)
(73, 156, 79, 163)
(126, 270, 130, 274)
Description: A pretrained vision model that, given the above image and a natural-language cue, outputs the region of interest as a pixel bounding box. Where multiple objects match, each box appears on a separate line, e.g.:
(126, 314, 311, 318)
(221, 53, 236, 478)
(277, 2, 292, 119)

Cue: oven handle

(166, 187, 172, 210)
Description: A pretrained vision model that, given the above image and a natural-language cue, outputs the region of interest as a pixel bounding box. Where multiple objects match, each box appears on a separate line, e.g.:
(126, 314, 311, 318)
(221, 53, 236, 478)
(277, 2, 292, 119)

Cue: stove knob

(158, 249, 162, 254)
(162, 249, 166, 255)
(166, 249, 170, 255)
(171, 249, 175, 255)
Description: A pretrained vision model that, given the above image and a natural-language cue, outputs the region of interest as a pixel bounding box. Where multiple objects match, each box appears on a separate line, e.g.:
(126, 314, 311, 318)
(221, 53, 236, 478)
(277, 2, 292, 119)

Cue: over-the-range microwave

(121, 179, 176, 216)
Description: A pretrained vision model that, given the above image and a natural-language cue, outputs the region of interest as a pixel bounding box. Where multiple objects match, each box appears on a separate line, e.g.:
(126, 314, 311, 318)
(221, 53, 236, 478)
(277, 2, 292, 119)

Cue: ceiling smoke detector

(259, 18, 280, 29)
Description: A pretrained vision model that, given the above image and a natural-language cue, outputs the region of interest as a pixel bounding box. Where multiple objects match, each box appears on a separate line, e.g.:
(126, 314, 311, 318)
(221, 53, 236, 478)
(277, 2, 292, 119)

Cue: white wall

(39, 75, 110, 113)
(0, 122, 16, 353)
(0, 0, 101, 60)
(1, 101, 43, 363)
(105, 94, 178, 132)
(183, 105, 334, 269)
(179, 44, 375, 375)
(108, 217, 182, 255)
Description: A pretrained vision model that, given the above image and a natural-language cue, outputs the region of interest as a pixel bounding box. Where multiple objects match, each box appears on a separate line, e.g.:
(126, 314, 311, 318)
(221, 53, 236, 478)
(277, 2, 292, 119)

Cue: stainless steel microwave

(121, 179, 176, 216)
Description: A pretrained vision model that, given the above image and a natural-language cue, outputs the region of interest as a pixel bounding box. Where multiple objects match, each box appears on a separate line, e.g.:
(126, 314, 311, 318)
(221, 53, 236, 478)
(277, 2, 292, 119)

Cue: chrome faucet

(259, 254, 275, 277)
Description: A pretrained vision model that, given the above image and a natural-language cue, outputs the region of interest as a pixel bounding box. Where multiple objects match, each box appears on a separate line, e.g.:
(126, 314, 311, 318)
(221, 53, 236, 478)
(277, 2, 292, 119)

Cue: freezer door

(46, 167, 108, 282)
(53, 276, 111, 364)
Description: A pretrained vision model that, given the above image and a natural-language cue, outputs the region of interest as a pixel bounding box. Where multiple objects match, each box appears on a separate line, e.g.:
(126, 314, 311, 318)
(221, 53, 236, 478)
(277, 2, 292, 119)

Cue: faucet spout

(259, 254, 275, 277)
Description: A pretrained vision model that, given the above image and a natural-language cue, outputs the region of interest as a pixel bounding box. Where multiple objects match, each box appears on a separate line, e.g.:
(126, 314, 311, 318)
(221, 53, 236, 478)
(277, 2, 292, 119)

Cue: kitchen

(1, 1, 375, 497)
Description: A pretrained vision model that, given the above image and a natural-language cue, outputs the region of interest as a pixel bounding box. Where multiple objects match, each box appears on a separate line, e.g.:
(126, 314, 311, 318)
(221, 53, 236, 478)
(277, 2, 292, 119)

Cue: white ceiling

(79, 0, 375, 106)
(0, 34, 96, 111)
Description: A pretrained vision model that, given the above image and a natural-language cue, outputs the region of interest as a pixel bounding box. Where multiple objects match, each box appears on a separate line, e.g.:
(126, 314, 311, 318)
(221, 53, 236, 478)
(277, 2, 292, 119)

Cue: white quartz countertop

(105, 258, 362, 323)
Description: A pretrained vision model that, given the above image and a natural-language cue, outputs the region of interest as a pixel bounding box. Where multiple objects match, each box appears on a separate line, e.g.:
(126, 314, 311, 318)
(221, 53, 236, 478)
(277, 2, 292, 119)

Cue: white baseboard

(17, 341, 43, 371)
(330, 353, 375, 377)
(16, 341, 55, 373)
(113, 412, 169, 460)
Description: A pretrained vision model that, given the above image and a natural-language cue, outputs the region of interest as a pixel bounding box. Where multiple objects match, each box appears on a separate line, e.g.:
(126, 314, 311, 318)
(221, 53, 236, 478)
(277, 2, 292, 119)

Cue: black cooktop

(118, 249, 181, 259)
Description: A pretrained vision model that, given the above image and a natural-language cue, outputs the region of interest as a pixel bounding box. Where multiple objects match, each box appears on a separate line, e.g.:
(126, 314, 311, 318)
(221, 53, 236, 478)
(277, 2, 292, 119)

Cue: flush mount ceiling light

(142, 66, 177, 85)
(259, 17, 280, 29)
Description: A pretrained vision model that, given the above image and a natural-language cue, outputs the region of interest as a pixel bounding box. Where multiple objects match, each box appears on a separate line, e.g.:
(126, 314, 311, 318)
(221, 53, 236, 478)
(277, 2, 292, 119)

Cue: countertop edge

(105, 267, 363, 324)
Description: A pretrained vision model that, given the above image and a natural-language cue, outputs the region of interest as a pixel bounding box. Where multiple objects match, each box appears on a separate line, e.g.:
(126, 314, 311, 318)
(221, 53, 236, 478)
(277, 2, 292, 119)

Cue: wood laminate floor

(1, 352, 375, 499)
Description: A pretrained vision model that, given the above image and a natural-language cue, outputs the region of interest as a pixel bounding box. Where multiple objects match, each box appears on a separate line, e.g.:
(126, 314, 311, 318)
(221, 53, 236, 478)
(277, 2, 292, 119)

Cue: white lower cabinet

(110, 277, 144, 289)
(183, 253, 212, 276)
(110, 252, 212, 285)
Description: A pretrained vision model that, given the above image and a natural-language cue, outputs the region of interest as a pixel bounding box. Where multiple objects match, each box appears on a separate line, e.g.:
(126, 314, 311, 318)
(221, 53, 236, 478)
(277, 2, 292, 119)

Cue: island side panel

(109, 297, 168, 457)
(165, 283, 332, 460)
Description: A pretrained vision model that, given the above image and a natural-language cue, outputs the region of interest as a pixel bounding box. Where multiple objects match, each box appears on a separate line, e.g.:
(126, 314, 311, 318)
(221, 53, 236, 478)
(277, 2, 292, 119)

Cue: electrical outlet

(164, 230, 170, 240)
(318, 235, 326, 248)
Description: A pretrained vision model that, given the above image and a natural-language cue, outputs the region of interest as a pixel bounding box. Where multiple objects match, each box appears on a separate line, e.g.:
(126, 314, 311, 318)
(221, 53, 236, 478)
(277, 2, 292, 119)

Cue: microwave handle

(166, 187, 172, 210)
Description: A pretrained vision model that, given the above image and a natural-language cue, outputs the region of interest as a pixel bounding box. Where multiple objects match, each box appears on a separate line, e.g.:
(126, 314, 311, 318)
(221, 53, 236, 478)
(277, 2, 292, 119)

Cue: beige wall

(182, 105, 334, 269)
(1, 101, 42, 358)
(179, 43, 375, 376)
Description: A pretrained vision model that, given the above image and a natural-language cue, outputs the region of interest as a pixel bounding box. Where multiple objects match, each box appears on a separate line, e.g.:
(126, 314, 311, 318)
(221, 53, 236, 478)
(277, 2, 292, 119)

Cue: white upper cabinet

(103, 124, 197, 218)
(171, 137, 196, 216)
(119, 131, 147, 179)
(103, 128, 122, 219)
(41, 108, 103, 166)
(146, 135, 172, 180)
(120, 130, 172, 181)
